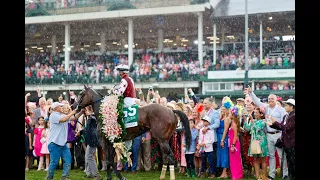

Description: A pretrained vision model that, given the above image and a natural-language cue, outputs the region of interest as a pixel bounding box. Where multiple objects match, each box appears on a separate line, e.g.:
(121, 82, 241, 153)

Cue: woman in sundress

(244, 107, 269, 180)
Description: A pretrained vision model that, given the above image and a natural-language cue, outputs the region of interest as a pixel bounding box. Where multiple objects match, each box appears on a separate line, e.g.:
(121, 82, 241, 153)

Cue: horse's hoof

(120, 177, 127, 180)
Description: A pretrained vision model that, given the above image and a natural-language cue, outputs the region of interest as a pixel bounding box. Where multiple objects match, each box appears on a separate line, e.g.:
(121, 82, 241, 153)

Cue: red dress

(240, 131, 254, 167)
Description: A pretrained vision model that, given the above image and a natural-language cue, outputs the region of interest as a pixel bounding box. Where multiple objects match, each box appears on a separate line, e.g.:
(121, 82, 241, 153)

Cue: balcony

(25, 0, 202, 17)
(177, 90, 295, 98)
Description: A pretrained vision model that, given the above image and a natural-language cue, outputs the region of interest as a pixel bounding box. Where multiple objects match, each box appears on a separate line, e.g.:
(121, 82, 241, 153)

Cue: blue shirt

(185, 128, 199, 154)
(48, 111, 69, 146)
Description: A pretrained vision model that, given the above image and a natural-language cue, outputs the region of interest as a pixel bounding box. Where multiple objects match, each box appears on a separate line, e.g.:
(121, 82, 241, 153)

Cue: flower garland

(100, 94, 127, 143)
(100, 94, 130, 163)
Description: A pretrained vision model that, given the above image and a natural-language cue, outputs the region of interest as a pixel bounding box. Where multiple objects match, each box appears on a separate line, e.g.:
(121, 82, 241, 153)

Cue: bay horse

(73, 85, 191, 180)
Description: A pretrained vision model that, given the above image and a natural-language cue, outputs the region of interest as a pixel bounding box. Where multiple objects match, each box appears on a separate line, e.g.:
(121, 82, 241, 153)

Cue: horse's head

(71, 85, 94, 110)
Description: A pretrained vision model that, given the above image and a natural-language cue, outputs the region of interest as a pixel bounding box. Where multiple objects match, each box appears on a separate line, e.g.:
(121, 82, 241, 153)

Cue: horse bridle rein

(74, 89, 104, 126)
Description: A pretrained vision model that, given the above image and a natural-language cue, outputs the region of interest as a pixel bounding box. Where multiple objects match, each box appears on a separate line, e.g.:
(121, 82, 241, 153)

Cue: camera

(149, 86, 153, 91)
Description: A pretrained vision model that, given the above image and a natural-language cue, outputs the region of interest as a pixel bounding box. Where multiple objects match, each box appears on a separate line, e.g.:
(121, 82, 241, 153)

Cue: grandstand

(25, 0, 295, 103)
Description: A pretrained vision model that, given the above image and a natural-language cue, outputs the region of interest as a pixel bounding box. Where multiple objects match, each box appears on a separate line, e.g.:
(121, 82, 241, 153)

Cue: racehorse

(73, 85, 191, 180)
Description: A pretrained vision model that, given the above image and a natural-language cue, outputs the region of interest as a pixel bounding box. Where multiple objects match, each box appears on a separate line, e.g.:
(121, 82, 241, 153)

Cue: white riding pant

(124, 97, 137, 108)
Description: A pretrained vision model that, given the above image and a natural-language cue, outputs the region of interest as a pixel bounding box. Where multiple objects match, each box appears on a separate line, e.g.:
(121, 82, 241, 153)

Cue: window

(204, 84, 212, 91)
(213, 84, 219, 90)
(220, 83, 226, 90)
(226, 83, 232, 90)
(204, 82, 233, 92)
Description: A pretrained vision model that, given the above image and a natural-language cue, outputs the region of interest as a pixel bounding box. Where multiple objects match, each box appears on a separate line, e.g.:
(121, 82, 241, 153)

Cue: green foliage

(25, 8, 50, 17)
(190, 0, 208, 5)
(107, 2, 136, 11)
(99, 95, 126, 143)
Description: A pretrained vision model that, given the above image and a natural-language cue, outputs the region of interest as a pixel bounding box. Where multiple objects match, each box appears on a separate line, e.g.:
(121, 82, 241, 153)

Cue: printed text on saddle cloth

(123, 105, 139, 128)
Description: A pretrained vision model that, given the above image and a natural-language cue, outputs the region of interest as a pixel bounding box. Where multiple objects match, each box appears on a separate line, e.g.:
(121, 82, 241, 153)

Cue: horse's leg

(102, 138, 112, 180)
(99, 136, 107, 171)
(159, 140, 175, 180)
(97, 146, 102, 170)
(105, 140, 126, 180)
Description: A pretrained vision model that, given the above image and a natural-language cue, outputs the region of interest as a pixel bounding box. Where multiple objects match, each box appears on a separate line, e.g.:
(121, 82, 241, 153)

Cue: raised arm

(36, 87, 42, 107)
(136, 88, 145, 102)
(146, 90, 152, 104)
(69, 109, 85, 121)
(243, 114, 254, 131)
(248, 91, 265, 108)
(69, 91, 76, 105)
(25, 93, 31, 107)
(188, 88, 199, 105)
(58, 109, 77, 123)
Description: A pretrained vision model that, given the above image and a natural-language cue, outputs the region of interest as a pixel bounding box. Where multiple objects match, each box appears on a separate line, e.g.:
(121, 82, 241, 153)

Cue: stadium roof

(213, 0, 295, 17)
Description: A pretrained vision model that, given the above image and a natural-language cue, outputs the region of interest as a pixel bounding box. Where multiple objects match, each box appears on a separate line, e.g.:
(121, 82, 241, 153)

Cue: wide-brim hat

(283, 99, 295, 106)
(201, 115, 211, 124)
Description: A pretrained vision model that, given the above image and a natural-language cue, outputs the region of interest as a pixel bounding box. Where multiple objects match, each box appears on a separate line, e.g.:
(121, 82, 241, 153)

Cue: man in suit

(268, 99, 295, 180)
(202, 97, 220, 178)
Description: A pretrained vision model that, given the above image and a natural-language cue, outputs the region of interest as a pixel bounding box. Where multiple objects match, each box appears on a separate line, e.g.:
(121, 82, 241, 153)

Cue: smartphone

(77, 105, 82, 111)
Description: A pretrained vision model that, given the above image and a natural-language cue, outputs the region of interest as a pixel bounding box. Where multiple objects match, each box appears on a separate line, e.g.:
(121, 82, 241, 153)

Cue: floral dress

(244, 119, 269, 157)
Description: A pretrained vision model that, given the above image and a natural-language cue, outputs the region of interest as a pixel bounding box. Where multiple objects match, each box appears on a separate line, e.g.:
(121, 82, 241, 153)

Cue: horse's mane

(90, 87, 104, 97)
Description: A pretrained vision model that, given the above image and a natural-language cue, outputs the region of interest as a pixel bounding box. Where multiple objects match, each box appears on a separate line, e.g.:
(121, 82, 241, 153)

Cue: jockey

(112, 64, 137, 108)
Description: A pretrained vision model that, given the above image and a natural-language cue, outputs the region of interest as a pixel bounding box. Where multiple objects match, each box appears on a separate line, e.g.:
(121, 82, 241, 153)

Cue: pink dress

(34, 127, 44, 157)
(180, 133, 187, 167)
(228, 123, 243, 179)
(40, 129, 50, 155)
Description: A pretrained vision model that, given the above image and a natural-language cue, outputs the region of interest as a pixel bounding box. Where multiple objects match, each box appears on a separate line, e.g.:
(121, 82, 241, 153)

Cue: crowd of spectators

(25, 86, 295, 180)
(25, 49, 295, 85)
(234, 82, 295, 91)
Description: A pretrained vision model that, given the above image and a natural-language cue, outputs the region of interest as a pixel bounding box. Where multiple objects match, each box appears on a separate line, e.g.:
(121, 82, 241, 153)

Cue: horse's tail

(172, 110, 192, 150)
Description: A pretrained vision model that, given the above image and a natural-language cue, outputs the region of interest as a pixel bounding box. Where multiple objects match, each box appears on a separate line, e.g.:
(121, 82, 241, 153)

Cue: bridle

(76, 88, 105, 109)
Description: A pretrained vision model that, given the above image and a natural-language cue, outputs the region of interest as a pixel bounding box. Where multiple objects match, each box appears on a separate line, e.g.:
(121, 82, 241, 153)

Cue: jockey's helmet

(116, 64, 129, 73)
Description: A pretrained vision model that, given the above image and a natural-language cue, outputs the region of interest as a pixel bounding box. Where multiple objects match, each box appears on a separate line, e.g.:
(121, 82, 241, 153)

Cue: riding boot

(186, 168, 191, 177)
(191, 168, 197, 178)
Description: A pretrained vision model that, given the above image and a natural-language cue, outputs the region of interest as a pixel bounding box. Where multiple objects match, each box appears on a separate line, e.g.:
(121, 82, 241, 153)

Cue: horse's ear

(84, 84, 88, 89)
